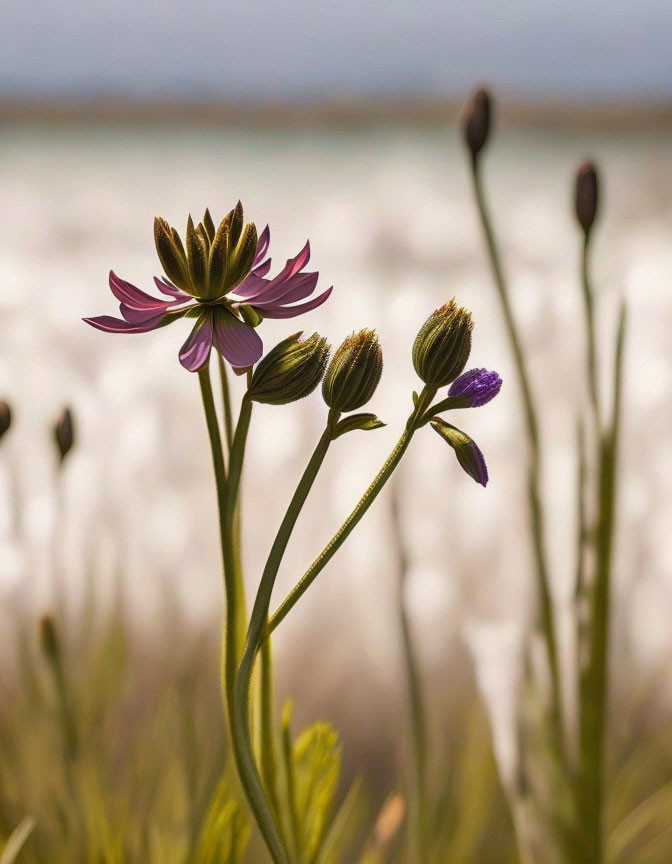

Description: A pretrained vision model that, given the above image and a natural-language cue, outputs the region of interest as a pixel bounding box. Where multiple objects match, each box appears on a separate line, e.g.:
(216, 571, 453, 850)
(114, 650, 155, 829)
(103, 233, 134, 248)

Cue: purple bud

(463, 87, 492, 161)
(448, 368, 502, 407)
(575, 160, 599, 237)
(431, 419, 489, 486)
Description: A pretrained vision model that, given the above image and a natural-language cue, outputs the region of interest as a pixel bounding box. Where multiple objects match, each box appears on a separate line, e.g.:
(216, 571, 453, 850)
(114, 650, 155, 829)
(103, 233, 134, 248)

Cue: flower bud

(248, 332, 330, 405)
(322, 329, 383, 412)
(431, 419, 488, 486)
(39, 614, 60, 662)
(448, 368, 502, 407)
(575, 160, 599, 238)
(54, 407, 75, 464)
(412, 301, 473, 387)
(0, 400, 11, 441)
(463, 87, 492, 161)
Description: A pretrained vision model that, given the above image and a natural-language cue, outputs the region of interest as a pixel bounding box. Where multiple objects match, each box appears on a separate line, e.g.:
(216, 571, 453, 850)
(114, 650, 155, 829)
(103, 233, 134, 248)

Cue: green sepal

(228, 223, 258, 289)
(154, 217, 192, 293)
(238, 304, 263, 328)
(331, 413, 386, 439)
(186, 214, 209, 297)
(202, 208, 216, 243)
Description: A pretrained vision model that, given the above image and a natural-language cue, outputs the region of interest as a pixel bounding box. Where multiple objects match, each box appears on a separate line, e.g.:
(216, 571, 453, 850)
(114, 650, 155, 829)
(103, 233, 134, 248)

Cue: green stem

(581, 237, 601, 432)
(233, 427, 333, 863)
(469, 156, 565, 764)
(578, 304, 626, 862)
(260, 629, 281, 819)
(391, 486, 429, 864)
(198, 366, 248, 731)
(218, 353, 235, 453)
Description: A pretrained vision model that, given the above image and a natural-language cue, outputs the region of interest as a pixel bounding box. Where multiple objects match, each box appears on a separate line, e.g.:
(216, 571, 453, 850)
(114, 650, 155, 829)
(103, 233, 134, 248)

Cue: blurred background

(1, 0, 672, 838)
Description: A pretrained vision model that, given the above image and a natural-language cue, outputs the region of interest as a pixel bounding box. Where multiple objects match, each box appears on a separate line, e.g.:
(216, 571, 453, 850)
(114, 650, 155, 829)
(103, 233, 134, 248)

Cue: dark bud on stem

(0, 401, 11, 441)
(39, 614, 60, 662)
(248, 332, 330, 405)
(322, 329, 383, 412)
(54, 408, 75, 465)
(412, 301, 473, 387)
(463, 87, 492, 162)
(575, 160, 599, 238)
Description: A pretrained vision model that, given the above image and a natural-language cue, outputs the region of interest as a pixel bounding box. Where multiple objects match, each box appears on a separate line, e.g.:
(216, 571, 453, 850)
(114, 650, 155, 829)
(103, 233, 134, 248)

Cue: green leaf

(193, 780, 250, 864)
(0, 817, 35, 864)
(332, 413, 385, 439)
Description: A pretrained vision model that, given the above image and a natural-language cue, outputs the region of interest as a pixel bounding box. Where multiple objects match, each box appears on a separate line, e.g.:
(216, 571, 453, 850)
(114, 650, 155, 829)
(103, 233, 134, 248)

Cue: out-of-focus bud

(431, 419, 489, 486)
(39, 614, 60, 662)
(0, 401, 11, 441)
(575, 160, 599, 238)
(463, 87, 492, 162)
(412, 301, 473, 387)
(248, 332, 330, 405)
(54, 407, 75, 464)
(322, 329, 383, 412)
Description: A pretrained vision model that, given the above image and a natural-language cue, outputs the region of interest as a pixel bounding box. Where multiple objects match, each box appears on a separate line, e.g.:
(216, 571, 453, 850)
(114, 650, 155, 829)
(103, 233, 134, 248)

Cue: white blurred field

(0, 120, 671, 757)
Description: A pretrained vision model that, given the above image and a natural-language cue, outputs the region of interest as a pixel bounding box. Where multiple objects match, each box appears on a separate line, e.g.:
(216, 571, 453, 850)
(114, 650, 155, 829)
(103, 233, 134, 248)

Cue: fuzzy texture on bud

(448, 368, 502, 407)
(248, 332, 330, 405)
(0, 401, 11, 440)
(322, 329, 383, 412)
(575, 161, 599, 238)
(412, 301, 473, 387)
(463, 87, 492, 161)
(54, 407, 75, 464)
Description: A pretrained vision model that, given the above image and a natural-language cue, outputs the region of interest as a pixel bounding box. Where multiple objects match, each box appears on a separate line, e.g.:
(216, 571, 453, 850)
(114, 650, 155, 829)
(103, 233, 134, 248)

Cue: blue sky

(3, 0, 671, 101)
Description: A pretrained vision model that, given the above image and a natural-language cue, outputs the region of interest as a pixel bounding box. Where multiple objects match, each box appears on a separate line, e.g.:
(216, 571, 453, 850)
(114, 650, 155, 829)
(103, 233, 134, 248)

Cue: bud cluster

(412, 301, 473, 387)
(154, 202, 257, 302)
(322, 329, 383, 412)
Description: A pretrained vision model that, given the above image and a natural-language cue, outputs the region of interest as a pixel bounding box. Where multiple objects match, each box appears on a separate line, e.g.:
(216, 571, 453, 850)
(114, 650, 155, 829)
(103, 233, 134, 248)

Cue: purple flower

(448, 368, 502, 407)
(84, 206, 332, 372)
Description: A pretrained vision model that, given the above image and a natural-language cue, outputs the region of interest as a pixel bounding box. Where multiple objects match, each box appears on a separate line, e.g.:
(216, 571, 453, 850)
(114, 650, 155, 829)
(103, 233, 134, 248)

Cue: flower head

(412, 301, 473, 387)
(322, 329, 383, 412)
(84, 204, 333, 372)
(448, 368, 502, 407)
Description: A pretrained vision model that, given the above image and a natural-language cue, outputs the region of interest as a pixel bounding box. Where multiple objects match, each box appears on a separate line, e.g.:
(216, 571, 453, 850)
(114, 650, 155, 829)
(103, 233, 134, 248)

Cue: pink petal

(230, 272, 270, 301)
(256, 286, 333, 319)
(83, 313, 167, 333)
(251, 272, 319, 309)
(179, 317, 213, 372)
(251, 258, 272, 277)
(154, 277, 192, 302)
(212, 309, 263, 368)
(253, 225, 270, 267)
(108, 271, 171, 310)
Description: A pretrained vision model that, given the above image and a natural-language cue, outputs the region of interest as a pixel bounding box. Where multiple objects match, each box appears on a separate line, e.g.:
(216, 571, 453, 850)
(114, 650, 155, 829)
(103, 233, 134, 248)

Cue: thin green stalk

(469, 157, 564, 763)
(198, 366, 248, 729)
(581, 237, 601, 431)
(268, 387, 435, 635)
(260, 629, 281, 819)
(391, 485, 429, 864)
(233, 426, 334, 863)
(579, 303, 626, 861)
(218, 353, 235, 452)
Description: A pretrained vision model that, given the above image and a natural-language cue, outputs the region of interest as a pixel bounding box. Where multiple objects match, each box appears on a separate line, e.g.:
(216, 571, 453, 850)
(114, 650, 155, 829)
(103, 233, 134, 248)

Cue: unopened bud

(54, 407, 75, 464)
(463, 87, 492, 161)
(412, 301, 473, 387)
(248, 332, 330, 405)
(575, 160, 599, 238)
(322, 329, 383, 412)
(431, 419, 489, 486)
(0, 401, 11, 441)
(39, 614, 60, 662)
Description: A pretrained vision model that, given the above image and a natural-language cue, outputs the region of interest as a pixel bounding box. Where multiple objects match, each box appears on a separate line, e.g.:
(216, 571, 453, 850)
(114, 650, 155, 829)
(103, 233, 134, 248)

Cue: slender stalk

(218, 353, 235, 452)
(260, 630, 280, 818)
(268, 387, 435, 635)
(468, 157, 564, 762)
(391, 485, 429, 864)
(233, 427, 334, 863)
(198, 366, 248, 728)
(578, 303, 626, 861)
(581, 237, 601, 432)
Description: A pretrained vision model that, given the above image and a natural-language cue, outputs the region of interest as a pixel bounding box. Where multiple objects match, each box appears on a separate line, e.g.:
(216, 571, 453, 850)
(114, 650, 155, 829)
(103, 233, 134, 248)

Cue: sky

(2, 0, 672, 102)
